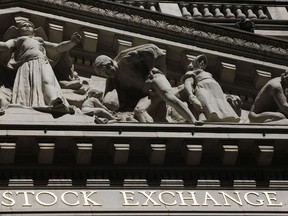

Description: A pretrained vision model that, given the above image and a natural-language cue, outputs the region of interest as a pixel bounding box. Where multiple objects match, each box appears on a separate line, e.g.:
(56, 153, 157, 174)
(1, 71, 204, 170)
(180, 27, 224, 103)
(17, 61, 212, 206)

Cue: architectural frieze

(27, 0, 288, 62)
(0, 2, 288, 215)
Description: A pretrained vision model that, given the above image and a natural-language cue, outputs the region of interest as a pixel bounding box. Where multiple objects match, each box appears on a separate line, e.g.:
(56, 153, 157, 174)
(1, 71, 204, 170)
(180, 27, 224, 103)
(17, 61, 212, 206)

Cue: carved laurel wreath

(37, 0, 288, 58)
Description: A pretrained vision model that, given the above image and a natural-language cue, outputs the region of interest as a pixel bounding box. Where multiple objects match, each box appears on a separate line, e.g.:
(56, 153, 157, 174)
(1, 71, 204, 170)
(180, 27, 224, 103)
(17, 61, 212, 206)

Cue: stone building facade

(0, 0, 287, 215)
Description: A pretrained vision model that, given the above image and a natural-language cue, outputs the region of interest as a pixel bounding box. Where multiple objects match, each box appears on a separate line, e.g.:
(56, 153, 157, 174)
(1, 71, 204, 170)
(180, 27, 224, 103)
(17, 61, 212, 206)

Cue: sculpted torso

(14, 36, 46, 63)
(248, 75, 288, 123)
(112, 44, 166, 94)
(192, 70, 213, 83)
(251, 77, 281, 113)
(116, 61, 148, 92)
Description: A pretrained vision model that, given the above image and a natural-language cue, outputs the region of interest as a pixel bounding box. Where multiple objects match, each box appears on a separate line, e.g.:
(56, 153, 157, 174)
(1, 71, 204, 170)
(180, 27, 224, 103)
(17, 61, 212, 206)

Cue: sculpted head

(18, 21, 35, 36)
(88, 88, 103, 100)
(93, 55, 118, 78)
(281, 70, 288, 85)
(188, 54, 208, 70)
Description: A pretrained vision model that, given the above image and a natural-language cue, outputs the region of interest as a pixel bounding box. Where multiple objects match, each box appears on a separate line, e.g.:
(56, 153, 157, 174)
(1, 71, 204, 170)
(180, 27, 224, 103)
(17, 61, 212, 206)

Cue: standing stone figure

(0, 21, 81, 113)
(249, 71, 288, 123)
(93, 44, 197, 123)
(181, 54, 240, 122)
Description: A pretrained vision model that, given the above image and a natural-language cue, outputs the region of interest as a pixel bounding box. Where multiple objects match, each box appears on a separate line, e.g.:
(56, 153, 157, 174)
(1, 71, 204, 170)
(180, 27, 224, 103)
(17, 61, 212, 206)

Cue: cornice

(0, 121, 286, 183)
(44, 0, 288, 58)
(1, 0, 287, 64)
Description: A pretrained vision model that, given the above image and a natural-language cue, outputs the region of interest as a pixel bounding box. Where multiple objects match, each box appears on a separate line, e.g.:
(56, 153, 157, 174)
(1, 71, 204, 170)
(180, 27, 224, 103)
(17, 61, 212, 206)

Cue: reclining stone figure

(249, 71, 288, 123)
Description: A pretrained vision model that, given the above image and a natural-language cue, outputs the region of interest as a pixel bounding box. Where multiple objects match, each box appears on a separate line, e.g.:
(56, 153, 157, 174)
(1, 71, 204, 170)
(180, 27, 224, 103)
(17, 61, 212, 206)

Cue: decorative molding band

(29, 0, 288, 61)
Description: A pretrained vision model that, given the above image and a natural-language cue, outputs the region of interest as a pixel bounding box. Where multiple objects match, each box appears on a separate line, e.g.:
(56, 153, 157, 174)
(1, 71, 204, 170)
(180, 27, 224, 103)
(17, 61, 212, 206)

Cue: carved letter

(121, 191, 139, 206)
(2, 191, 15, 206)
(36, 191, 57, 206)
(61, 191, 80, 206)
(80, 191, 102, 206)
(244, 192, 264, 206)
(219, 191, 243, 206)
(263, 192, 282, 206)
(16, 191, 34, 207)
(202, 192, 222, 206)
(158, 191, 177, 206)
(176, 191, 200, 206)
(138, 191, 161, 206)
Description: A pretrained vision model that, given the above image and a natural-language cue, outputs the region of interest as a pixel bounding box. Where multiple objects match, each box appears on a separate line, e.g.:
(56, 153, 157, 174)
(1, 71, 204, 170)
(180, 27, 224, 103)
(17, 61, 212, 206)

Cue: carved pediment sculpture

(93, 44, 243, 124)
(180, 54, 241, 123)
(0, 17, 286, 125)
(2, 22, 77, 81)
(0, 20, 82, 115)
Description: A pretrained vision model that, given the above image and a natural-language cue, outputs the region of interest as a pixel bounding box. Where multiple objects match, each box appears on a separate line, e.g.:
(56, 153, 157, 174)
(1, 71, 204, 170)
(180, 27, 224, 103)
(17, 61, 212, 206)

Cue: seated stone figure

(249, 71, 288, 123)
(0, 20, 81, 114)
(82, 88, 119, 123)
(181, 54, 240, 122)
(93, 44, 197, 123)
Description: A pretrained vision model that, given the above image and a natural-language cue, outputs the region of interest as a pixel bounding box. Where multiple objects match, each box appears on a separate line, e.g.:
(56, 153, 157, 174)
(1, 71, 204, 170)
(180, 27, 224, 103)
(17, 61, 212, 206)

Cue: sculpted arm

(184, 77, 203, 111)
(44, 32, 81, 53)
(184, 77, 194, 98)
(0, 39, 15, 52)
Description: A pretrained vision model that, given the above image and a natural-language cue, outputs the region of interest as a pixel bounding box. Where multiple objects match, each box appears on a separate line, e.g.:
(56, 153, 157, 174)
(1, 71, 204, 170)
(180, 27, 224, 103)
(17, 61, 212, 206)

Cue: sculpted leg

(92, 108, 117, 120)
(103, 89, 120, 112)
(146, 72, 197, 123)
(41, 62, 63, 106)
(249, 111, 286, 123)
(134, 96, 154, 122)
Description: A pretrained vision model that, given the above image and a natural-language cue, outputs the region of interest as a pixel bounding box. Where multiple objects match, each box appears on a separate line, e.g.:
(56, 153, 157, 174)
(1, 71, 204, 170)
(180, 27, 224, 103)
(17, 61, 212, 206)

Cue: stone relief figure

(93, 44, 197, 123)
(0, 86, 12, 115)
(249, 71, 288, 123)
(0, 21, 81, 114)
(181, 54, 240, 122)
(81, 88, 119, 123)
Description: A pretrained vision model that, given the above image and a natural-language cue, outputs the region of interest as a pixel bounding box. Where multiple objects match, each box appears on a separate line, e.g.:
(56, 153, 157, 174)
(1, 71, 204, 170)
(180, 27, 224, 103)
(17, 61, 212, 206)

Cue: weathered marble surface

(181, 54, 240, 123)
(0, 105, 95, 125)
(0, 21, 81, 115)
(249, 71, 288, 123)
(93, 44, 197, 124)
(1, 18, 288, 125)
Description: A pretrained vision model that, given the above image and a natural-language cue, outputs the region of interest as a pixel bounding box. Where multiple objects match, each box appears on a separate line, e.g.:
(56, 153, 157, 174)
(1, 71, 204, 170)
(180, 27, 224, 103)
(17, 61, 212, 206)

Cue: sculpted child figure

(0, 21, 81, 113)
(181, 54, 240, 122)
(82, 88, 119, 123)
(93, 44, 197, 123)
